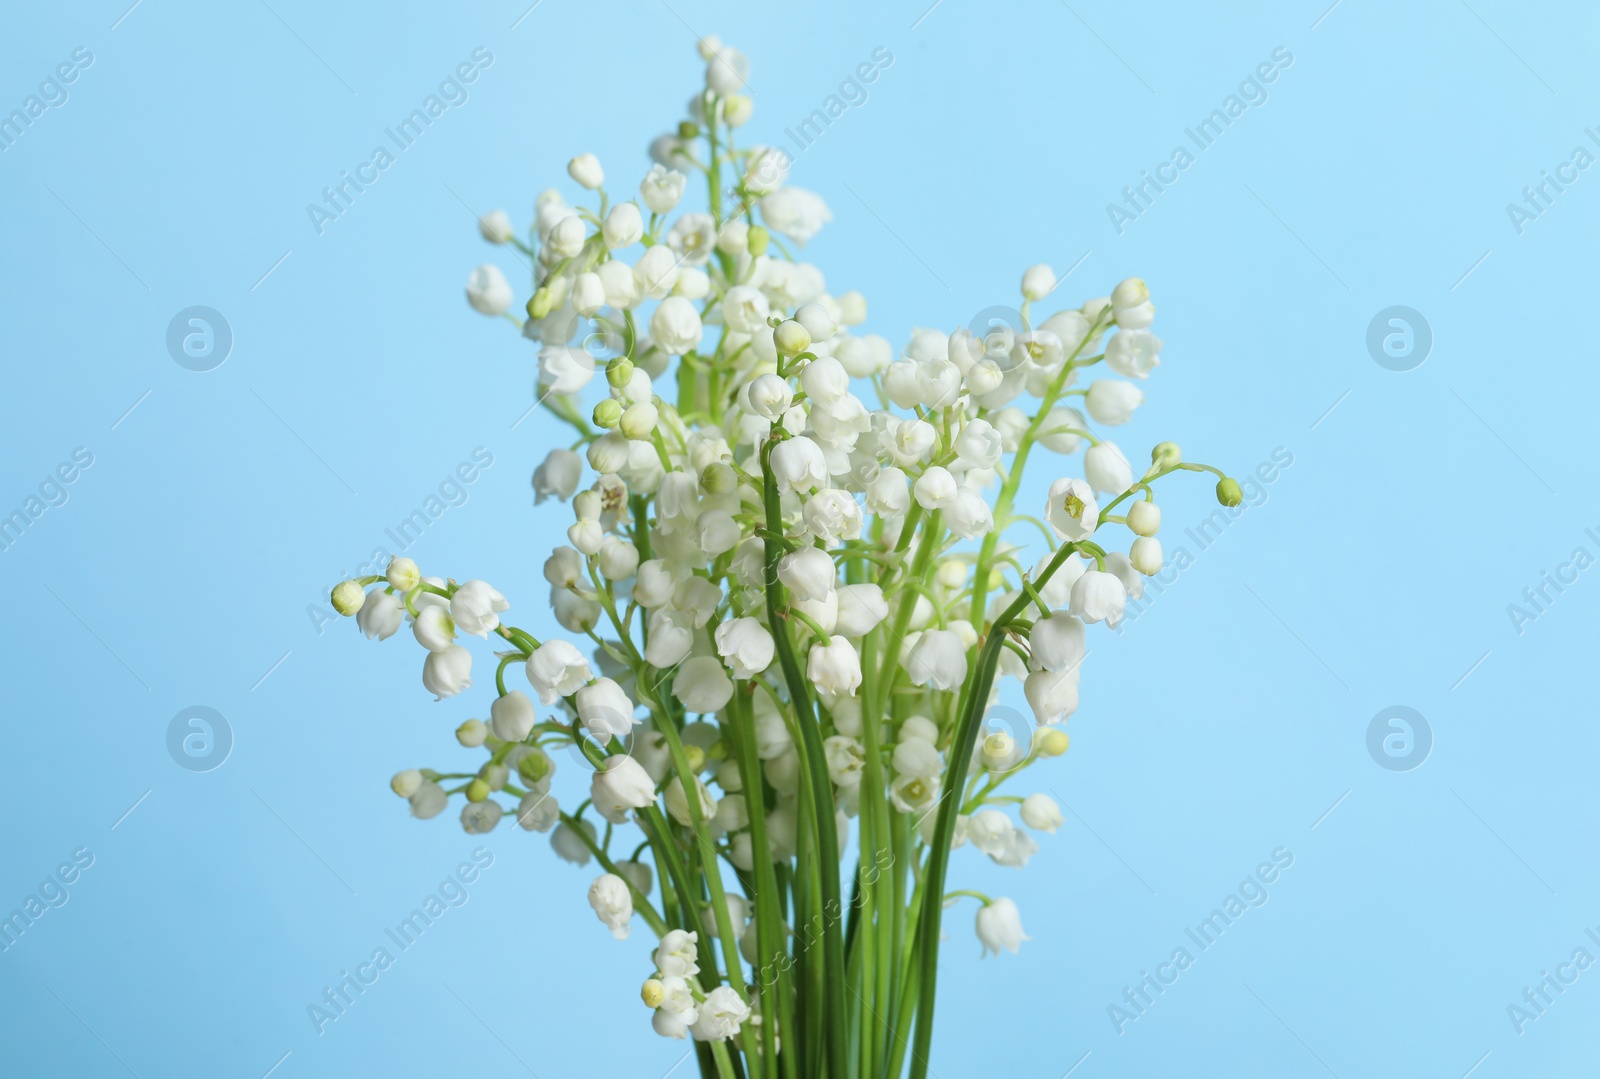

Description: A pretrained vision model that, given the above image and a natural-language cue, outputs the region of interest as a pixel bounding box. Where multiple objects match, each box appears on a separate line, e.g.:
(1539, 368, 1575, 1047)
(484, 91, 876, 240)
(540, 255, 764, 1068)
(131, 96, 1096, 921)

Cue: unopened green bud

(707, 740, 729, 762)
(1151, 441, 1181, 469)
(593, 398, 623, 428)
(678, 121, 700, 140)
(517, 749, 552, 785)
(606, 357, 635, 388)
(746, 225, 770, 256)
(1215, 477, 1243, 507)
(526, 287, 556, 321)
(456, 719, 488, 748)
(331, 580, 365, 616)
(465, 778, 491, 803)
(684, 744, 707, 773)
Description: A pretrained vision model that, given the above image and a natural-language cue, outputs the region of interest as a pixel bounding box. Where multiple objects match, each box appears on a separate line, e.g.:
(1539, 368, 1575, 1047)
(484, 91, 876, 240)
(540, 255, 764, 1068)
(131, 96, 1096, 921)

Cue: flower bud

(597, 536, 640, 580)
(526, 287, 556, 321)
(1150, 441, 1181, 469)
(466, 264, 513, 316)
(1216, 477, 1243, 507)
(479, 209, 513, 244)
(465, 778, 491, 803)
(602, 202, 643, 249)
(391, 769, 422, 798)
(1085, 379, 1142, 425)
(723, 94, 754, 126)
(593, 398, 623, 429)
(478, 762, 509, 791)
(456, 719, 488, 747)
(386, 557, 420, 592)
(642, 978, 666, 1008)
(548, 215, 587, 259)
(606, 357, 635, 388)
(619, 402, 658, 440)
(1130, 536, 1164, 575)
(1126, 500, 1161, 536)
(518, 749, 553, 785)
(570, 272, 605, 317)
(1112, 277, 1149, 309)
(1021, 264, 1056, 301)
(677, 120, 699, 140)
(684, 744, 707, 773)
(794, 302, 836, 343)
(331, 580, 365, 616)
(1020, 793, 1064, 833)
(981, 731, 1015, 771)
(651, 295, 704, 354)
(774, 319, 811, 356)
(568, 153, 604, 189)
(568, 518, 604, 555)
(747, 224, 770, 256)
(1034, 728, 1070, 757)
(778, 546, 836, 602)
(747, 372, 793, 419)
(700, 461, 737, 495)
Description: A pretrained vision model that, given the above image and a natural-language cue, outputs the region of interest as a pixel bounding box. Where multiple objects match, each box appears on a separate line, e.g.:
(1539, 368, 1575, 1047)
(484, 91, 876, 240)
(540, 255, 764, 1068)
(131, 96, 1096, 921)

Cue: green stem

(785, 607, 831, 645)
(726, 686, 785, 1079)
(906, 541, 1082, 1079)
(557, 811, 668, 935)
(758, 435, 849, 1079)
(967, 312, 1110, 629)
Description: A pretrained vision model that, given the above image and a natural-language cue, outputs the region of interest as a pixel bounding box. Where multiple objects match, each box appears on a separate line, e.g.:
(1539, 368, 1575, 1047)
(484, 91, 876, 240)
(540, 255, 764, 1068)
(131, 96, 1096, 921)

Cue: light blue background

(3, 1, 1596, 1076)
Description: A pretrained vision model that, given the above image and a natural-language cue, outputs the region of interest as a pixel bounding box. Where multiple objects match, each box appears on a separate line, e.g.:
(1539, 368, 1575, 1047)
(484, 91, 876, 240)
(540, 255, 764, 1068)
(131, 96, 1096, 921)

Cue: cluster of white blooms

(638, 929, 755, 1042)
(333, 35, 1235, 1074)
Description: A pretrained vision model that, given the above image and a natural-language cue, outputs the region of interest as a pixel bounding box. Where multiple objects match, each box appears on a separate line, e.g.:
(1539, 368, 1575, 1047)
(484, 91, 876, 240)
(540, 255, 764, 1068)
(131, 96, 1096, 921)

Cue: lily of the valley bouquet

(329, 36, 1238, 1079)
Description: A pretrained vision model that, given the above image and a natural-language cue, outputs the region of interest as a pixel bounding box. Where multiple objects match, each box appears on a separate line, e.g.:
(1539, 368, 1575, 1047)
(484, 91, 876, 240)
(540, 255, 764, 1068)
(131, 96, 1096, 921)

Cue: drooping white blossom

(588, 873, 634, 939)
(975, 897, 1029, 956)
